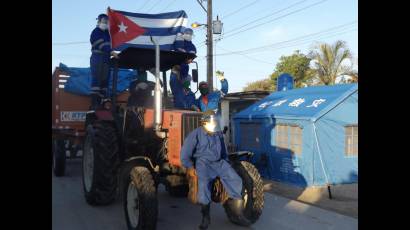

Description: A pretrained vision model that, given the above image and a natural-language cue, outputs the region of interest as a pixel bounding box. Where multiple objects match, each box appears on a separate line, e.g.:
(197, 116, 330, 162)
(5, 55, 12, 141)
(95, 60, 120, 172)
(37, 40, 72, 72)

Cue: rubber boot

(226, 198, 251, 226)
(199, 203, 211, 230)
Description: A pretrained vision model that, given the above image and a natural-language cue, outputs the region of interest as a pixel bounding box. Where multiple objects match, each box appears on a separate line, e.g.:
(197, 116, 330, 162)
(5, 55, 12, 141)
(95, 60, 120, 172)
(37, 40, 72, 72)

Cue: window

(275, 124, 303, 155)
(239, 123, 262, 149)
(345, 125, 358, 156)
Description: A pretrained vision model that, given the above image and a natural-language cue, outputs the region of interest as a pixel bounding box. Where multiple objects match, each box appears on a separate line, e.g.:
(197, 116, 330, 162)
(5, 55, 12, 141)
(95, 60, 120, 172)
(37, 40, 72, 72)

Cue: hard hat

(199, 81, 208, 89)
(183, 28, 194, 35)
(97, 14, 108, 21)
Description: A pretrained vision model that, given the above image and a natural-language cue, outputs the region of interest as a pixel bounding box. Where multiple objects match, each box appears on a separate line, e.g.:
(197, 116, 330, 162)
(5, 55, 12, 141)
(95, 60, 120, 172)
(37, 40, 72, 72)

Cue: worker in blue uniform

(169, 65, 199, 110)
(173, 28, 196, 81)
(181, 111, 250, 229)
(89, 13, 119, 109)
(197, 74, 229, 112)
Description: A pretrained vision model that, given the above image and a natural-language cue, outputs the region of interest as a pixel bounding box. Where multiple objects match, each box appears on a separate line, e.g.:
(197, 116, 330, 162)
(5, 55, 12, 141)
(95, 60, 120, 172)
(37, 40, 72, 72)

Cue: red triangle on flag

(108, 8, 146, 49)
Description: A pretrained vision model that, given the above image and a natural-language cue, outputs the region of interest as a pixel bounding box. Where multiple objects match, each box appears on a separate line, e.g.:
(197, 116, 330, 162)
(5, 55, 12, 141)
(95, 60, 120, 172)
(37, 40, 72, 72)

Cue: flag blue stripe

(116, 10, 187, 19)
(142, 26, 186, 36)
(117, 43, 174, 51)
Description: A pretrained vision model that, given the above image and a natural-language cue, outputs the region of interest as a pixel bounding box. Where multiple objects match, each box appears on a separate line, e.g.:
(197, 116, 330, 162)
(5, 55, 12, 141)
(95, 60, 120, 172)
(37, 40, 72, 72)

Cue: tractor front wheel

(124, 166, 158, 230)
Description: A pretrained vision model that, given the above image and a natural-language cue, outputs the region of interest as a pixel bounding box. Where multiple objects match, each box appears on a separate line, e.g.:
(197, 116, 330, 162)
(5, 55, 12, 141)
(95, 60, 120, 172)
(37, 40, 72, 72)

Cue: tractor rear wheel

(82, 121, 120, 205)
(124, 166, 158, 230)
(223, 161, 264, 225)
(52, 139, 66, 177)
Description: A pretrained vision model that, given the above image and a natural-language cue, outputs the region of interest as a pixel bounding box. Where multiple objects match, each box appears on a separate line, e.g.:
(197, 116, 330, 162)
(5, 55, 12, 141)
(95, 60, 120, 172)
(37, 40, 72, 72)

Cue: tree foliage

(309, 40, 353, 85)
(270, 50, 315, 89)
(243, 78, 274, 92)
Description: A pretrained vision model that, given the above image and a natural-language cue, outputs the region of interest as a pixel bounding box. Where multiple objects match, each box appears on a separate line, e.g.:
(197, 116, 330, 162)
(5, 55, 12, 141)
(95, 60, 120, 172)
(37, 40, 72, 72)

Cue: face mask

(99, 23, 108, 30)
(183, 34, 192, 41)
(200, 87, 208, 95)
(183, 81, 190, 89)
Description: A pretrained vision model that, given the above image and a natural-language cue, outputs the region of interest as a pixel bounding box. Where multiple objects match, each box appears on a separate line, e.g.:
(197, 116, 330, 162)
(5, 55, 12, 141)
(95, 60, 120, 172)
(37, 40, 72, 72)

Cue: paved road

(52, 159, 358, 230)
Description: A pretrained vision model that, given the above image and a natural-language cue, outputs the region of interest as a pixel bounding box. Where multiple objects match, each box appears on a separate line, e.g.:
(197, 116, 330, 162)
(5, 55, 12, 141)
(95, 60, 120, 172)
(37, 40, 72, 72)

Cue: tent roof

(234, 83, 358, 121)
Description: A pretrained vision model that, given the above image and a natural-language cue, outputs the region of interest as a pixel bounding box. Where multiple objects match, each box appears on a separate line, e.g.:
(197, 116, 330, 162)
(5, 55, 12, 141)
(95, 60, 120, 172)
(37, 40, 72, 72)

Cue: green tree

(243, 78, 274, 92)
(269, 50, 315, 89)
(309, 40, 353, 85)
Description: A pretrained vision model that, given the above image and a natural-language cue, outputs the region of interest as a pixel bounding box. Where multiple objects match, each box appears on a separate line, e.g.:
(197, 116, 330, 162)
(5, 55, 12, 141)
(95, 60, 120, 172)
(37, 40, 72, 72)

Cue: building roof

(222, 91, 271, 101)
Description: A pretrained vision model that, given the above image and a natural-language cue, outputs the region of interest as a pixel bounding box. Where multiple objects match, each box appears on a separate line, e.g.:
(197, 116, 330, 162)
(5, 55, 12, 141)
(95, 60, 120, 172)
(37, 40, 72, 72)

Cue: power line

(223, 0, 308, 35)
(215, 27, 357, 57)
(195, 0, 322, 48)
(254, 28, 357, 54)
(217, 45, 275, 65)
(215, 21, 357, 56)
(217, 27, 357, 56)
(221, 0, 261, 20)
(224, 0, 287, 26)
(146, 0, 161, 13)
(138, 0, 151, 11)
(222, 0, 330, 40)
(160, 0, 177, 12)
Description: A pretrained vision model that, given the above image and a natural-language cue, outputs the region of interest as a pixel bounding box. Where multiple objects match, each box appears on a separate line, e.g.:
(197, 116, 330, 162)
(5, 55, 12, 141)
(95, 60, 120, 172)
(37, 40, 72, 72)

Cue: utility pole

(206, 0, 213, 91)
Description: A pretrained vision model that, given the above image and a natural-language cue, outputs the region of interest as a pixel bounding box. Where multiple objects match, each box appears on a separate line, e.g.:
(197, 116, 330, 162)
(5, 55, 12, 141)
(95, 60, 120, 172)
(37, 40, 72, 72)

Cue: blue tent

(233, 84, 358, 187)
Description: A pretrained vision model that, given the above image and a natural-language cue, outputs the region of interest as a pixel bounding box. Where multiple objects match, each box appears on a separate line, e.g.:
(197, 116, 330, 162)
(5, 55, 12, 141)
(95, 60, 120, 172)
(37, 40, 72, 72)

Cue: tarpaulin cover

(58, 63, 135, 96)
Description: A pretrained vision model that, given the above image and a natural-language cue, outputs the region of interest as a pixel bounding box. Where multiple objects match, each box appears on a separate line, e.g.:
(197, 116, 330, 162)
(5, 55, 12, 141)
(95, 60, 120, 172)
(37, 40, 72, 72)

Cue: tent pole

(313, 123, 332, 199)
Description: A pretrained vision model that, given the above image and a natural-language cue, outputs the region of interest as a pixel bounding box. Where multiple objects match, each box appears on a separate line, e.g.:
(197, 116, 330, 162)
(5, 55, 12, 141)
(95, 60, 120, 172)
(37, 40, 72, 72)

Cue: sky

(52, 0, 358, 93)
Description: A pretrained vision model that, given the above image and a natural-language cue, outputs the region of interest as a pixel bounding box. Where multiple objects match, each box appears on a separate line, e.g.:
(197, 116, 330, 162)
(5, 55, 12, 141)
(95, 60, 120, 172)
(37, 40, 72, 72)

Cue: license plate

(60, 111, 86, 122)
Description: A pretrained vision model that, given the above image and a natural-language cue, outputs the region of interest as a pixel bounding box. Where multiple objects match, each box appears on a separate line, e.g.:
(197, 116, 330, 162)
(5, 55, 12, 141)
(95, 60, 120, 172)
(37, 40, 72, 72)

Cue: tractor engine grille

(182, 113, 202, 143)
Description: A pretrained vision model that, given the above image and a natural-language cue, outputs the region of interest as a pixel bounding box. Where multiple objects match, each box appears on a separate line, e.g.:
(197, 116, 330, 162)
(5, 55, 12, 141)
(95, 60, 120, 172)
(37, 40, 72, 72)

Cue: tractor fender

(125, 156, 159, 173)
(228, 151, 254, 162)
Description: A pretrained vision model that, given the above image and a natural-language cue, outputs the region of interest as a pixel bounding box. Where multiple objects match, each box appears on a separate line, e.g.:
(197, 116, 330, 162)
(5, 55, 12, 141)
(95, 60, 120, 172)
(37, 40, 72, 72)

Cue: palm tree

(310, 40, 353, 85)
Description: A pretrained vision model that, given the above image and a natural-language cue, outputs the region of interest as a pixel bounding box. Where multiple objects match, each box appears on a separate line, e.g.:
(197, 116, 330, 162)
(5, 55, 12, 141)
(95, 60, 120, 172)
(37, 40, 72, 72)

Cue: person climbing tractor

(89, 13, 119, 109)
(181, 110, 250, 229)
(170, 65, 199, 111)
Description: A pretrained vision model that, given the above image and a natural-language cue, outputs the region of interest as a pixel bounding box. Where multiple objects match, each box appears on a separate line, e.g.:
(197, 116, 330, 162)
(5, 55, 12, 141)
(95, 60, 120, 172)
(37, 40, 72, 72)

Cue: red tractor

(81, 44, 264, 229)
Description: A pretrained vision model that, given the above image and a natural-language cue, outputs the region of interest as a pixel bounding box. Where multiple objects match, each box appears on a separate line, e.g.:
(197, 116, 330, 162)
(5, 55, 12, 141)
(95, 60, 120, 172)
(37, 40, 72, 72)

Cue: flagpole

(107, 7, 113, 50)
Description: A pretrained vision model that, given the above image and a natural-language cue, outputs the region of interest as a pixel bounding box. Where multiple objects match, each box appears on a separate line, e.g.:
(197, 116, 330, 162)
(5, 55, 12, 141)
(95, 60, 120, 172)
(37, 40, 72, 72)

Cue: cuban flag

(108, 8, 188, 51)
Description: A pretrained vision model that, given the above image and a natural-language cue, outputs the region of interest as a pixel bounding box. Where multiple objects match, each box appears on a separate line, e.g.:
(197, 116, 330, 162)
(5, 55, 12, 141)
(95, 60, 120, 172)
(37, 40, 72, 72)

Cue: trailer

(51, 68, 129, 176)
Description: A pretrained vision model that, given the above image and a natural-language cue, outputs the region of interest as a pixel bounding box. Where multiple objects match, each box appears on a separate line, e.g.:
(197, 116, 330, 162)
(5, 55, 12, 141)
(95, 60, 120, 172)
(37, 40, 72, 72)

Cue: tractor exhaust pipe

(151, 36, 166, 138)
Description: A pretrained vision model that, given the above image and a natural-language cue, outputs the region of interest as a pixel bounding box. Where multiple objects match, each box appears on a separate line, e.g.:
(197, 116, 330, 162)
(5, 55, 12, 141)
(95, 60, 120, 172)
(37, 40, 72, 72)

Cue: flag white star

(118, 22, 128, 33)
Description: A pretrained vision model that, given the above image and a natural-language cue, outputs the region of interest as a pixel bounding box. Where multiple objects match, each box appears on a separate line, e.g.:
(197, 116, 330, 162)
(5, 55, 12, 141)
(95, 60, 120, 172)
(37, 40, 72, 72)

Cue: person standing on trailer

(89, 13, 119, 109)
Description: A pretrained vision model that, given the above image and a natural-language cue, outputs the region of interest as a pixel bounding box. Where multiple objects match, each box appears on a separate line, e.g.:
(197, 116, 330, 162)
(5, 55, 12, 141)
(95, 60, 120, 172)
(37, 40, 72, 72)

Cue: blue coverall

(90, 27, 112, 97)
(170, 73, 197, 110)
(197, 79, 229, 112)
(184, 40, 197, 54)
(181, 127, 243, 205)
(174, 38, 197, 81)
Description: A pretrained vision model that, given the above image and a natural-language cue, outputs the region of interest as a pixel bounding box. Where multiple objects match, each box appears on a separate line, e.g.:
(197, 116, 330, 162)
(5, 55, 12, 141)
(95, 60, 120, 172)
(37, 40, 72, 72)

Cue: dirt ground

(263, 179, 358, 218)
